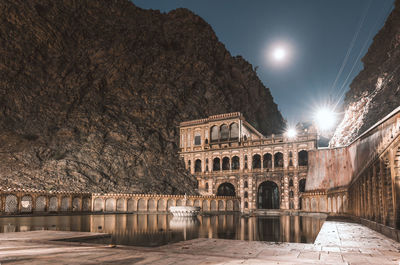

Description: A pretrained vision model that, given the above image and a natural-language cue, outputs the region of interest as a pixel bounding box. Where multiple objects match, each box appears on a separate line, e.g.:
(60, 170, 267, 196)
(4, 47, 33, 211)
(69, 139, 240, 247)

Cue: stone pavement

(1, 221, 400, 264)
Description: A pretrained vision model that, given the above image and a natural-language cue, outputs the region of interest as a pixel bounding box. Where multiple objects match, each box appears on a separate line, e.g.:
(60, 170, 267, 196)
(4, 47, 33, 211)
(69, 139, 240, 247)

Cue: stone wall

(306, 107, 400, 192)
(304, 107, 400, 235)
(0, 189, 239, 215)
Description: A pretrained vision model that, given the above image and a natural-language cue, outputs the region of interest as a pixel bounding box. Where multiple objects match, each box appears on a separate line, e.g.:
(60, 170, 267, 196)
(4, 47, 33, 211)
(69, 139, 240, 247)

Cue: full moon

(273, 47, 286, 61)
(266, 42, 292, 66)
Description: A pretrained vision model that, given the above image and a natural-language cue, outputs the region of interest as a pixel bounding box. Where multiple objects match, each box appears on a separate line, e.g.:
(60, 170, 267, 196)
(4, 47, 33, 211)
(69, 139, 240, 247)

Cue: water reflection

(0, 214, 324, 246)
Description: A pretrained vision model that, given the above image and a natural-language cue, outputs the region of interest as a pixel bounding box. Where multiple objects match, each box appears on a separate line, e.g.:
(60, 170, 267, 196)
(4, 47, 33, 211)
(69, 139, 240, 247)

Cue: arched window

(263, 153, 272, 169)
(220, 124, 229, 140)
(213, 157, 220, 171)
(194, 159, 202, 172)
(252, 154, 261, 169)
(289, 159, 293, 167)
(244, 191, 248, 198)
(298, 150, 308, 166)
(230, 123, 239, 139)
(194, 132, 201, 145)
(244, 181, 248, 188)
(299, 179, 306, 193)
(205, 182, 209, 190)
(217, 183, 236, 196)
(188, 160, 191, 171)
(222, 157, 230, 170)
(211, 126, 219, 142)
(289, 179, 293, 187)
(274, 152, 284, 168)
(244, 202, 248, 208)
(231, 156, 240, 170)
(289, 151, 293, 158)
(289, 190, 294, 198)
(205, 158, 209, 172)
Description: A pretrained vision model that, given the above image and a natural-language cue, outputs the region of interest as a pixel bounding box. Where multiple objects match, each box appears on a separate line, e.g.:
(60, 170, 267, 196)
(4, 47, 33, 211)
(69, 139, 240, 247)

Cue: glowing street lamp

(286, 127, 297, 139)
(314, 107, 337, 131)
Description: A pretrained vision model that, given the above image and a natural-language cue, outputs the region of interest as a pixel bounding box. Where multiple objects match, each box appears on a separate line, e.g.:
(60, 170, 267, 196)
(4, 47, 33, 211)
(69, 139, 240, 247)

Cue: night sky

(133, 0, 394, 124)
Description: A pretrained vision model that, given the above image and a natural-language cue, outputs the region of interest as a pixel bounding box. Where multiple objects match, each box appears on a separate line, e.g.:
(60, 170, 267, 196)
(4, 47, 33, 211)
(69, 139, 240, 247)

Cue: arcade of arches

(179, 112, 317, 212)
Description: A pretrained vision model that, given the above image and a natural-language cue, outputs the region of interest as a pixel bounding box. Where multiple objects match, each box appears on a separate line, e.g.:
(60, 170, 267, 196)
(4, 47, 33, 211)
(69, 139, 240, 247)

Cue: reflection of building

(179, 112, 317, 212)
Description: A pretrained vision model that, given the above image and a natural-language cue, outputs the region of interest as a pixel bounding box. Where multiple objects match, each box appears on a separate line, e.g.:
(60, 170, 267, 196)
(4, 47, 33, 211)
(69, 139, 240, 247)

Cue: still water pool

(0, 214, 324, 247)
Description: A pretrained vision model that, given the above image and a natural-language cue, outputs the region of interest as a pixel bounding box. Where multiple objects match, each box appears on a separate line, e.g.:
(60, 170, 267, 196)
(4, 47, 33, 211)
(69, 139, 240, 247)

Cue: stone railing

(91, 193, 239, 213)
(0, 188, 92, 214)
(0, 189, 240, 215)
(301, 188, 348, 214)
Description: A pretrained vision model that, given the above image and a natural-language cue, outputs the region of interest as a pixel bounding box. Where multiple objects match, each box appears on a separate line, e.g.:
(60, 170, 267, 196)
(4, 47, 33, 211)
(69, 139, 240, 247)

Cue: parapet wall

(306, 107, 400, 192)
(306, 147, 352, 190)
(303, 106, 400, 232)
(0, 188, 239, 215)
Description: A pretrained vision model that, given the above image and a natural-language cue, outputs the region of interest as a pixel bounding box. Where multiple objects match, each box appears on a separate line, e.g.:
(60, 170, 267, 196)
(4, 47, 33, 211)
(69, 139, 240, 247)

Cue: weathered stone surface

(0, 0, 284, 194)
(1, 221, 400, 264)
(331, 0, 400, 147)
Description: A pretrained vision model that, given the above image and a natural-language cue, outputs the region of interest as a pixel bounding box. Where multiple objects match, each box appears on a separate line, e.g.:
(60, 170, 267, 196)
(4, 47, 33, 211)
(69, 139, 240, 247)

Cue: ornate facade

(179, 112, 318, 212)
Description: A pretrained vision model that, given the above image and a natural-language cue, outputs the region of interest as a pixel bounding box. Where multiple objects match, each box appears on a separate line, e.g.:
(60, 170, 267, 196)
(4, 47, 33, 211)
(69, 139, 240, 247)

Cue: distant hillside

(331, 0, 400, 146)
(0, 0, 285, 194)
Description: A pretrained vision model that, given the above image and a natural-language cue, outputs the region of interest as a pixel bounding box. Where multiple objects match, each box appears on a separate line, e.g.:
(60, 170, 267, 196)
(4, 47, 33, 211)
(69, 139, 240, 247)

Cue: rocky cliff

(0, 0, 284, 194)
(330, 0, 400, 147)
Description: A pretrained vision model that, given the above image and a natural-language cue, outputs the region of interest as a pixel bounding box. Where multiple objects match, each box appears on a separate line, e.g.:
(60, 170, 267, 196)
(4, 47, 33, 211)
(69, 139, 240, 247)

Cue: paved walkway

(1, 221, 400, 264)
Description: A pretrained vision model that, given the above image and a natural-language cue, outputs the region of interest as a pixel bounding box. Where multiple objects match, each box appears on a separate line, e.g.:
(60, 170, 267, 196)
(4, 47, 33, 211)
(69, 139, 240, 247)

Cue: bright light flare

(286, 128, 297, 139)
(314, 107, 337, 131)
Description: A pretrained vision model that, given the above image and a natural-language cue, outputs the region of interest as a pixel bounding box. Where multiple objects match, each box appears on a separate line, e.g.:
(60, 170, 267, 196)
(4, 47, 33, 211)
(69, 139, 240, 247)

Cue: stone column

(17, 194, 22, 213)
(294, 173, 299, 210)
(283, 175, 289, 210)
(272, 152, 275, 171)
(239, 178, 245, 212)
(249, 178, 255, 210)
(32, 195, 36, 212)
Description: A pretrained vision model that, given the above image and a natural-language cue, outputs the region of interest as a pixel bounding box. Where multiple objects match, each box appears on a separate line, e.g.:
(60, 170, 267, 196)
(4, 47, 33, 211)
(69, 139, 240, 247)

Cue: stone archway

(217, 182, 236, 196)
(258, 181, 280, 209)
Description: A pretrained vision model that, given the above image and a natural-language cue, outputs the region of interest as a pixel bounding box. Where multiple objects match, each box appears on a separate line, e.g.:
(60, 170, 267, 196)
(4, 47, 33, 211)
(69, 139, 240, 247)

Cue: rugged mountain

(330, 0, 400, 147)
(0, 0, 284, 194)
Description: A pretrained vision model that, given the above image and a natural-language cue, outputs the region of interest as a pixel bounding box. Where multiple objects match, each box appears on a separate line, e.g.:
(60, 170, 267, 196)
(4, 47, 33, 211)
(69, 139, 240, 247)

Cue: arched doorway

(263, 153, 272, 169)
(274, 152, 284, 168)
(213, 158, 220, 171)
(298, 150, 308, 166)
(252, 154, 261, 169)
(231, 156, 240, 170)
(258, 181, 279, 209)
(194, 159, 202, 172)
(222, 157, 230, 170)
(217, 182, 236, 196)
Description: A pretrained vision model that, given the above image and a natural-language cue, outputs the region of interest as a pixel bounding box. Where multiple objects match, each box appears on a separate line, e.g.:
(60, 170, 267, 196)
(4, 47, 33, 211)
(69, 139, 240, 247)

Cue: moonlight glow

(314, 107, 337, 131)
(272, 47, 286, 61)
(266, 42, 292, 67)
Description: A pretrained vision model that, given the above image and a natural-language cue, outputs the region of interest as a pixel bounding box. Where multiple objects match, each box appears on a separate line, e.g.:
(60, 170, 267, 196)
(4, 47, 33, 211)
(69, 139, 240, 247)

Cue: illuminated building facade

(179, 112, 318, 212)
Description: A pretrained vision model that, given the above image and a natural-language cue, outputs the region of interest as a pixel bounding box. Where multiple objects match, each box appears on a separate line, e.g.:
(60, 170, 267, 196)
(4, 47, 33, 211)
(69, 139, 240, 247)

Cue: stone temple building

(179, 112, 318, 213)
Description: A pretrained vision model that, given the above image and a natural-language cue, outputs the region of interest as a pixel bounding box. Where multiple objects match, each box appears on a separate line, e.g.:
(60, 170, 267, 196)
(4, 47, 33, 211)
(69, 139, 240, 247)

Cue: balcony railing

(194, 165, 308, 175)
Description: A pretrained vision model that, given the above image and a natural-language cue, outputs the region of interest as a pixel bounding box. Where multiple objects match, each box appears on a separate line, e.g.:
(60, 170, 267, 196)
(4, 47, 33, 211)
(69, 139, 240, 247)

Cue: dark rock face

(331, 0, 400, 147)
(0, 0, 284, 193)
